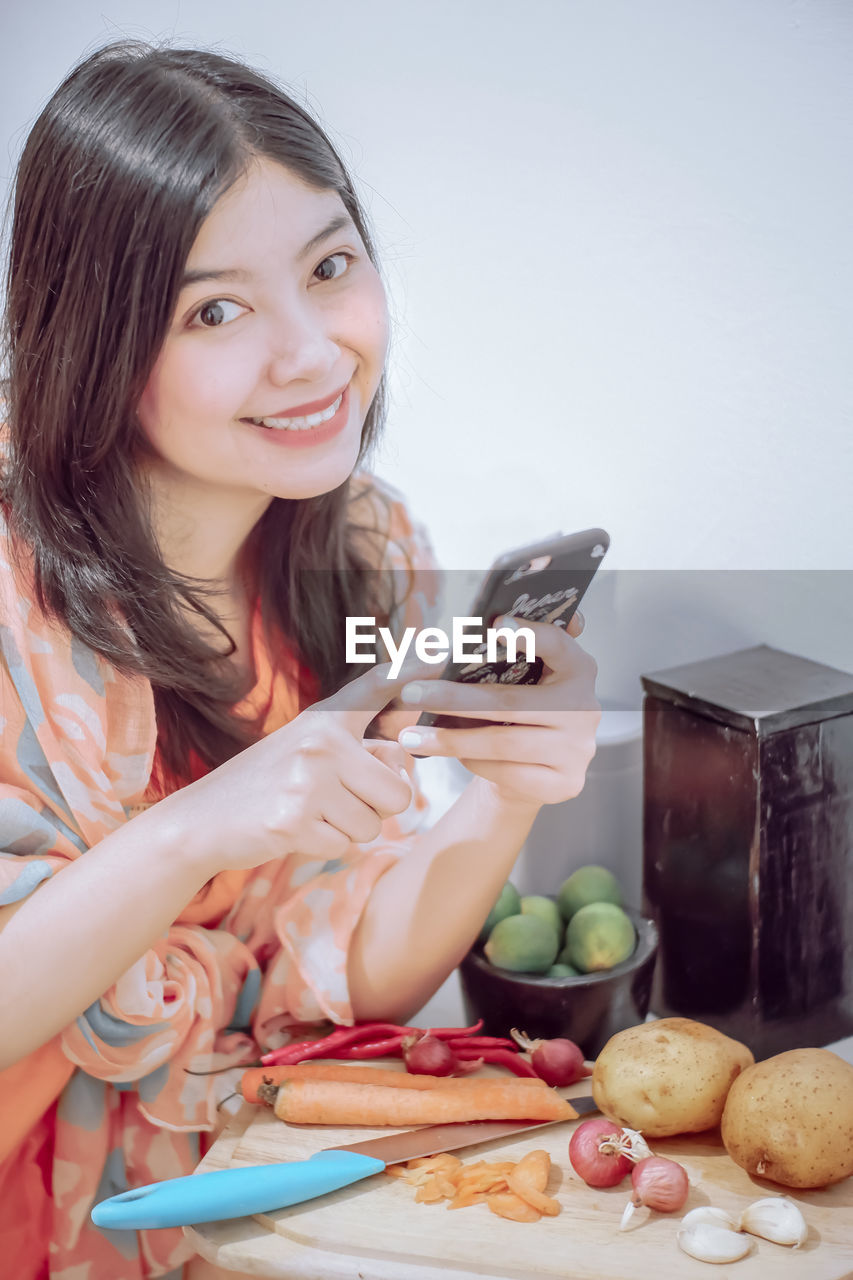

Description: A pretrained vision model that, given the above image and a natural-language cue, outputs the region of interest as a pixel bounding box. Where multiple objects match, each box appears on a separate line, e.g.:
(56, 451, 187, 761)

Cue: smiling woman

(0, 39, 599, 1280)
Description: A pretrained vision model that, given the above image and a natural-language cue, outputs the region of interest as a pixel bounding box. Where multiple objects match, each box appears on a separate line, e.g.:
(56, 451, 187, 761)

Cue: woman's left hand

(393, 614, 600, 807)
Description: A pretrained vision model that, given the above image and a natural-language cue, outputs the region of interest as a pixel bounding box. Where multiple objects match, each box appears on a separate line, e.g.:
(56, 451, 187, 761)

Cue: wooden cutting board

(185, 1067, 853, 1280)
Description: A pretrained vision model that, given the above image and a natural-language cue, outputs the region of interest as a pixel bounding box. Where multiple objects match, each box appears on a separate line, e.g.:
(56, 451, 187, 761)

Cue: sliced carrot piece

(507, 1174, 561, 1216)
(487, 1192, 541, 1223)
(415, 1179, 445, 1203)
(448, 1190, 488, 1208)
(512, 1148, 551, 1192)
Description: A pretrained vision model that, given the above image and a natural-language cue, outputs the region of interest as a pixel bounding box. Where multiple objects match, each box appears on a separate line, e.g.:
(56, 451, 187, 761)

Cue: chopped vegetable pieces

(385, 1149, 560, 1221)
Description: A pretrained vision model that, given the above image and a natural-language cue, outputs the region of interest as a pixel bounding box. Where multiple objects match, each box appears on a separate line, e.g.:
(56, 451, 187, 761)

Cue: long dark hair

(1, 41, 404, 779)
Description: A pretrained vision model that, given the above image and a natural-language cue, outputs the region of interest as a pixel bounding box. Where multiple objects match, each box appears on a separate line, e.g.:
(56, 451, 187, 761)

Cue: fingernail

(400, 682, 425, 705)
(399, 729, 424, 748)
(496, 615, 523, 631)
(399, 767, 413, 786)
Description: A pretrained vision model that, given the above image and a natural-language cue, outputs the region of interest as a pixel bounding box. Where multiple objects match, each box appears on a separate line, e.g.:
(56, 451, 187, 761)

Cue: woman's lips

(247, 382, 350, 424)
(243, 383, 352, 448)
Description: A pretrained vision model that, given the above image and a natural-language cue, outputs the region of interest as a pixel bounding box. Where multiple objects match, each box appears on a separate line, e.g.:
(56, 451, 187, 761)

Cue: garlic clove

(677, 1222, 753, 1264)
(680, 1206, 740, 1231)
(739, 1197, 808, 1248)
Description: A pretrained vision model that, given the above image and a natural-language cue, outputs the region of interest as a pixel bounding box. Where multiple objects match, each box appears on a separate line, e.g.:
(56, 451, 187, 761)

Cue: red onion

(620, 1156, 689, 1229)
(568, 1118, 633, 1187)
(401, 1032, 458, 1076)
(510, 1027, 590, 1085)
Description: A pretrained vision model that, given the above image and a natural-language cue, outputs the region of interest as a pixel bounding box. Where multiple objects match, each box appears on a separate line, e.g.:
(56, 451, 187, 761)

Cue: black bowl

(458, 907, 658, 1059)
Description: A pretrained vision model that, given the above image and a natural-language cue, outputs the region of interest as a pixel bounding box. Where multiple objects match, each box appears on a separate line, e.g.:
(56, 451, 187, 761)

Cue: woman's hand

(158, 665, 414, 876)
(393, 614, 600, 808)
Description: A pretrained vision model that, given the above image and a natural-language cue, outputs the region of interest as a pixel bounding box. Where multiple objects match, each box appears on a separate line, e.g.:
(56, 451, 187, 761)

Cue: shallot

(401, 1032, 459, 1076)
(510, 1028, 590, 1085)
(568, 1118, 634, 1187)
(619, 1156, 689, 1229)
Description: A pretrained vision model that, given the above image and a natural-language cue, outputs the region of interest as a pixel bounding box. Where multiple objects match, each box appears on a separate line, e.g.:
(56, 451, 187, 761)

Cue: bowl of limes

(458, 866, 658, 1058)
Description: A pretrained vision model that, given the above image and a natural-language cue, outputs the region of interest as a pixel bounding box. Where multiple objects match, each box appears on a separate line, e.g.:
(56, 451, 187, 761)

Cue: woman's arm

(347, 776, 540, 1022)
(0, 799, 211, 1070)
(0, 661, 412, 1070)
(348, 616, 600, 1023)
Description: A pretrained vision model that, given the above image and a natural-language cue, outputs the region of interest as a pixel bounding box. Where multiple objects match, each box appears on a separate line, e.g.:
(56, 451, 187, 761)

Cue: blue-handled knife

(91, 1095, 599, 1229)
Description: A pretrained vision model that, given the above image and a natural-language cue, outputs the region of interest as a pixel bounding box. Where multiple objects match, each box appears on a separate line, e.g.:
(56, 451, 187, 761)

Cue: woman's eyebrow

(180, 214, 356, 288)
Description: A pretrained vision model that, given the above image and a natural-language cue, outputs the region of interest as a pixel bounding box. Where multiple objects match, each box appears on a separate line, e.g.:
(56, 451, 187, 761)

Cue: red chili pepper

(427, 1019, 484, 1039)
(444, 1035, 516, 1050)
(259, 1021, 418, 1066)
(259, 1025, 376, 1066)
(339, 1035, 408, 1058)
(451, 1046, 540, 1078)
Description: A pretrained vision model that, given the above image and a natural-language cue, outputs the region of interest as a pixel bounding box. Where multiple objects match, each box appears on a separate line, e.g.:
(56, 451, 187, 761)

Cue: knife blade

(90, 1095, 599, 1230)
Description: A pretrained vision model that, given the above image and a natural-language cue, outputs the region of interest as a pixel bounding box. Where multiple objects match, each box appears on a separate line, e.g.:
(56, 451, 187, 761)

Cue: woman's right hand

(158, 664, 417, 876)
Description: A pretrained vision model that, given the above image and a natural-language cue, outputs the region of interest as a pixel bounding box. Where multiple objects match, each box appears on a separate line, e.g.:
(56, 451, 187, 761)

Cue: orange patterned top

(0, 473, 439, 1278)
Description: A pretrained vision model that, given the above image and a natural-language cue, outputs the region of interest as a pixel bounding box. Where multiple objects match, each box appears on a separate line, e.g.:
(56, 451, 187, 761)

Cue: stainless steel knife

(91, 1095, 599, 1230)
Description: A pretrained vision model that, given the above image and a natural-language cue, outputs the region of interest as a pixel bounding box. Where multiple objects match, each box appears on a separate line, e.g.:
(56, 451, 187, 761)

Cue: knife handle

(90, 1150, 386, 1230)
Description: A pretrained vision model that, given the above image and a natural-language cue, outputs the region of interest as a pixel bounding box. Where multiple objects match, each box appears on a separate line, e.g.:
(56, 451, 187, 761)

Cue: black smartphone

(416, 527, 609, 730)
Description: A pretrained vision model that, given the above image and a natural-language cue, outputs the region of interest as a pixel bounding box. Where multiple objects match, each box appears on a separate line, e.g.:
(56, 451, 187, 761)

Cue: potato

(721, 1047, 853, 1188)
(591, 1017, 754, 1138)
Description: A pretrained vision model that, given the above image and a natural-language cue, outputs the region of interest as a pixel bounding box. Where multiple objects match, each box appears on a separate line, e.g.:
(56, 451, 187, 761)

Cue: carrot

(510, 1148, 550, 1192)
(242, 1062, 546, 1105)
(272, 1078, 578, 1126)
(507, 1149, 561, 1216)
(487, 1191, 541, 1223)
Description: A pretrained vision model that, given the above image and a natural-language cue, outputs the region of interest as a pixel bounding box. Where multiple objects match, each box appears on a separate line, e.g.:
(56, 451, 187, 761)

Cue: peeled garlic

(680, 1206, 739, 1231)
(677, 1222, 752, 1264)
(739, 1197, 808, 1248)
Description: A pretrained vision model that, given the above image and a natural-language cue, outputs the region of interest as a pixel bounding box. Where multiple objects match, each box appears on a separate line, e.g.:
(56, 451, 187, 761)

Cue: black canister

(641, 644, 853, 1059)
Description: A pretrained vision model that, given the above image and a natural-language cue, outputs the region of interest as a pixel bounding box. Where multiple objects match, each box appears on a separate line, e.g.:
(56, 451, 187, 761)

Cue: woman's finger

(397, 673, 598, 722)
(302, 817, 359, 860)
(494, 615, 590, 679)
(455, 758, 593, 805)
(398, 721, 564, 762)
(334, 738, 413, 818)
(363, 737, 414, 782)
(319, 785, 388, 845)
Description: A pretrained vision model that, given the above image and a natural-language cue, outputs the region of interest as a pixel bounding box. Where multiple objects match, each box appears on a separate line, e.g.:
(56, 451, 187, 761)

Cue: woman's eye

(313, 253, 351, 283)
(191, 299, 246, 328)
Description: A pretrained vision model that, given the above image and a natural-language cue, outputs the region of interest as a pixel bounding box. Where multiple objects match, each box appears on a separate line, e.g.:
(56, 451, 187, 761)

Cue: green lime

(557, 865, 623, 921)
(484, 914, 560, 973)
(519, 894, 563, 938)
(546, 962, 579, 978)
(478, 881, 521, 942)
(564, 901, 636, 972)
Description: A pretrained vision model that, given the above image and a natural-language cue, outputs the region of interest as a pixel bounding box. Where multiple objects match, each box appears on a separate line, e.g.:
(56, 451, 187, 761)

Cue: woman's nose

(266, 302, 339, 387)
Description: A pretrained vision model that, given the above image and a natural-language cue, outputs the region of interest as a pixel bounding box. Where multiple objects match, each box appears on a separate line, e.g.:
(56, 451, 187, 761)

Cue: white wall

(3, 0, 852, 708)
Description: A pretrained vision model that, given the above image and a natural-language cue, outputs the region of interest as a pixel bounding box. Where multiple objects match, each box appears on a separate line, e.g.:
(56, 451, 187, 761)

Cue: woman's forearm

(0, 799, 210, 1069)
(347, 776, 541, 1023)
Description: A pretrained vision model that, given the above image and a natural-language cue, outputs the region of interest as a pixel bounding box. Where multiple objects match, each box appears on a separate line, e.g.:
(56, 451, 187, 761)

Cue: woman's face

(137, 158, 389, 512)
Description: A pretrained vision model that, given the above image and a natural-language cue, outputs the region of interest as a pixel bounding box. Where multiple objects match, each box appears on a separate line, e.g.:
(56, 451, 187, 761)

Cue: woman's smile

(242, 382, 351, 447)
